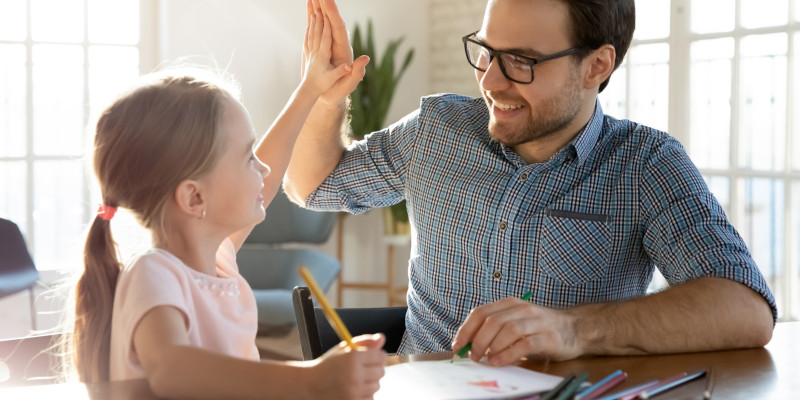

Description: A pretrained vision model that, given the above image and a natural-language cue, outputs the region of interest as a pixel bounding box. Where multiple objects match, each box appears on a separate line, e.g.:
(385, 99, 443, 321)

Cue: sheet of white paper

(374, 359, 564, 400)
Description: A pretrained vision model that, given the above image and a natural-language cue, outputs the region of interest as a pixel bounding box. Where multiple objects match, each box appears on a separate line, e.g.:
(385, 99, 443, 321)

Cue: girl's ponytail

(74, 208, 121, 383)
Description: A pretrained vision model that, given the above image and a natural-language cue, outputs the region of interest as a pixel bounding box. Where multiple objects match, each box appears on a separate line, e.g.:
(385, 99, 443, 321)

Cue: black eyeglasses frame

(461, 31, 586, 84)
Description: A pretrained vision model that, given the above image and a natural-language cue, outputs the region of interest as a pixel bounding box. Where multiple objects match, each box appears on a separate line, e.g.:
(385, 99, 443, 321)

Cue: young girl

(73, 12, 385, 399)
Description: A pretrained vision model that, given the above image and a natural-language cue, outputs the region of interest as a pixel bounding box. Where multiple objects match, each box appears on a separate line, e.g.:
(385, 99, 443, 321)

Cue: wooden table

(2, 321, 798, 399)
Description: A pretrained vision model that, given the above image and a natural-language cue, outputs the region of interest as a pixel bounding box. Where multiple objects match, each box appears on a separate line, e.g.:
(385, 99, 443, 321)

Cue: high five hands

(304, 0, 370, 106)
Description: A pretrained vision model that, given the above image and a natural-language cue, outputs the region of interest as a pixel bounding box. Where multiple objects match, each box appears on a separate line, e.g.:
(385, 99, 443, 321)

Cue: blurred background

(1, 0, 799, 344)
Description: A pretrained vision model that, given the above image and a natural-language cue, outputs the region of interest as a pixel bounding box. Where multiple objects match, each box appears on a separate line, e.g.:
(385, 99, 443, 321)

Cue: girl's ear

(583, 44, 616, 90)
(174, 180, 206, 219)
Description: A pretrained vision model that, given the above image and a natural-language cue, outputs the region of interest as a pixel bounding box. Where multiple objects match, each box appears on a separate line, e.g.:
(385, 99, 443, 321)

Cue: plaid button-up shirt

(306, 94, 777, 354)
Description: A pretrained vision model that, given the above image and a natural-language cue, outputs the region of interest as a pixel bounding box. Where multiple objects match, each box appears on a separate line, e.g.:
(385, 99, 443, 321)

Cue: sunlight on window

(739, 34, 787, 172)
(741, 0, 788, 29)
(0, 0, 26, 41)
(689, 38, 733, 170)
(31, 0, 84, 43)
(89, 46, 140, 119)
(634, 0, 669, 40)
(598, 64, 626, 118)
(34, 160, 85, 270)
(32, 44, 85, 156)
(740, 178, 784, 318)
(795, 33, 800, 171)
(704, 176, 730, 216)
(628, 44, 669, 132)
(0, 45, 27, 157)
(0, 162, 27, 233)
(88, 0, 139, 44)
(691, 0, 734, 34)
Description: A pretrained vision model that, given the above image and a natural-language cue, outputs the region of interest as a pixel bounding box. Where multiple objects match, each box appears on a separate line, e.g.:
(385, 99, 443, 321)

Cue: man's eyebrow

(474, 35, 543, 58)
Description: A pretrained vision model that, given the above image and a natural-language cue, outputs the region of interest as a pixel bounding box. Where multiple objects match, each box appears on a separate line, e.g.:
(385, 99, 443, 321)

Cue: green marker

(451, 290, 534, 363)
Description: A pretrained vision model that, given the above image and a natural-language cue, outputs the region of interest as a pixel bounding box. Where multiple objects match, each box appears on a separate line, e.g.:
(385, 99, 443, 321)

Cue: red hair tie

(97, 204, 118, 221)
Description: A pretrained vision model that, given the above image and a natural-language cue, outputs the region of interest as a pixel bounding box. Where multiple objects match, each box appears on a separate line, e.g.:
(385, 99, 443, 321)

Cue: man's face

(476, 0, 586, 148)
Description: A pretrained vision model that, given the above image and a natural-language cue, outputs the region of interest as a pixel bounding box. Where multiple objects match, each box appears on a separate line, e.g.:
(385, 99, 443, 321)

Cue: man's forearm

(571, 277, 773, 356)
(284, 99, 349, 204)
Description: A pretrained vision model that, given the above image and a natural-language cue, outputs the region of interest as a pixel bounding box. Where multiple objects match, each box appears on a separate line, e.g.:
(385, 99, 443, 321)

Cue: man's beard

(486, 71, 583, 147)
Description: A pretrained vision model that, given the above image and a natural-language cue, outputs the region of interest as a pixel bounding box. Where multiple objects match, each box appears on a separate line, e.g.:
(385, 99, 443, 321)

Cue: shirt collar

(569, 100, 603, 167)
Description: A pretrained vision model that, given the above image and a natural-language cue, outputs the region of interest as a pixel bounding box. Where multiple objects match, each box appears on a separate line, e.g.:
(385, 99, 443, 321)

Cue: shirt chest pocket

(538, 210, 611, 285)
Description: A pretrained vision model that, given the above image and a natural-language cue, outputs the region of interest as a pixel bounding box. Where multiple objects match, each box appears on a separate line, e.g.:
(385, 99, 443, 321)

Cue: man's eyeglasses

(462, 31, 584, 84)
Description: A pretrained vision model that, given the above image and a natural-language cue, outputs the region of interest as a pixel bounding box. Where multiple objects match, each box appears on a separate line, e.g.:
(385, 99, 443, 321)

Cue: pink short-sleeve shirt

(109, 238, 259, 381)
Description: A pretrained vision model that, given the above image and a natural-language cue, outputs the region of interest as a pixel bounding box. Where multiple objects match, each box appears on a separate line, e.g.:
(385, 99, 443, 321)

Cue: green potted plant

(349, 20, 415, 235)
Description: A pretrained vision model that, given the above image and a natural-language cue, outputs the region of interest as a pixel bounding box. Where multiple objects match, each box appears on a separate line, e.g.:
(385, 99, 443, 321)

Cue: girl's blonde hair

(73, 70, 239, 383)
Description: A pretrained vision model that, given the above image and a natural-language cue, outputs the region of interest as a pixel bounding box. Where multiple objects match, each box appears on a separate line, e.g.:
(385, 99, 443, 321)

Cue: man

(285, 0, 776, 366)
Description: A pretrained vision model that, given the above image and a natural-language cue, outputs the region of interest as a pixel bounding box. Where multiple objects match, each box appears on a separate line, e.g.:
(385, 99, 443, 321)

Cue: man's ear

(583, 44, 616, 90)
(174, 179, 206, 219)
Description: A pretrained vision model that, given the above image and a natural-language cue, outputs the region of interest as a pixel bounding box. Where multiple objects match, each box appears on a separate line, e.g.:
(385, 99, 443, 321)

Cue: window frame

(0, 0, 158, 272)
(605, 0, 799, 321)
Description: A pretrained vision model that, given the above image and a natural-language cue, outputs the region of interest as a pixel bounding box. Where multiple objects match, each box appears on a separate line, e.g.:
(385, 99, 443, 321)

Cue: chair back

(0, 334, 61, 386)
(0, 218, 39, 297)
(245, 189, 336, 245)
(292, 286, 407, 360)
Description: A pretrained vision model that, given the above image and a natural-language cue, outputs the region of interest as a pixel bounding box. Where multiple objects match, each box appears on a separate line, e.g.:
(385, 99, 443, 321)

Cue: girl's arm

(133, 306, 386, 400)
(228, 12, 355, 249)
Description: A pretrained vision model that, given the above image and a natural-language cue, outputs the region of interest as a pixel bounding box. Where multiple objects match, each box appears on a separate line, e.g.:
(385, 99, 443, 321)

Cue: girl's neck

(154, 228, 222, 277)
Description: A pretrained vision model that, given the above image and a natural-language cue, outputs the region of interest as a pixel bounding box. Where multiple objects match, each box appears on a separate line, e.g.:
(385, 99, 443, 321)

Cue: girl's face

(201, 98, 270, 231)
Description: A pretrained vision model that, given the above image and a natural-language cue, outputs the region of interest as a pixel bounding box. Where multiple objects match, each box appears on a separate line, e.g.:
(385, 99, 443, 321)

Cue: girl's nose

(260, 161, 271, 178)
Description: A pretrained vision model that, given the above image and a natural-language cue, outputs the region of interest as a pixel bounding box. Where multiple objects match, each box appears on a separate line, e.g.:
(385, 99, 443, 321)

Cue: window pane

(692, 0, 734, 34)
(739, 34, 787, 171)
(31, 0, 84, 43)
(739, 178, 784, 317)
(0, 161, 27, 232)
(703, 176, 730, 216)
(32, 44, 84, 156)
(89, 46, 140, 119)
(795, 33, 800, 171)
(628, 44, 669, 132)
(0, 45, 27, 157)
(741, 0, 788, 29)
(634, 0, 670, 40)
(0, 0, 26, 41)
(598, 64, 626, 118)
(690, 39, 734, 169)
(797, 0, 800, 22)
(88, 0, 139, 45)
(33, 160, 84, 270)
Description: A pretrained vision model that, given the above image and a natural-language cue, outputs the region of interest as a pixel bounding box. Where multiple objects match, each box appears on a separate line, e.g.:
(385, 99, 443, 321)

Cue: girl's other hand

(304, 333, 387, 399)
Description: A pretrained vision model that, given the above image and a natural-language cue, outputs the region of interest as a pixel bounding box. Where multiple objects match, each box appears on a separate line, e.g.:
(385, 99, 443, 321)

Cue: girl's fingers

(319, 15, 333, 57)
(313, 11, 324, 51)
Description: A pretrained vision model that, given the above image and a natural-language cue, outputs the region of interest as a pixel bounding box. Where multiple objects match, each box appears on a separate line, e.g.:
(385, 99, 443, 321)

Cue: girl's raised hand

(301, 10, 355, 97)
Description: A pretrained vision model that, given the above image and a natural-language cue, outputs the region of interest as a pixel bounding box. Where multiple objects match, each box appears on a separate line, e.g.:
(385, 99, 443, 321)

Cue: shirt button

(493, 271, 502, 279)
(499, 221, 507, 230)
(520, 173, 528, 181)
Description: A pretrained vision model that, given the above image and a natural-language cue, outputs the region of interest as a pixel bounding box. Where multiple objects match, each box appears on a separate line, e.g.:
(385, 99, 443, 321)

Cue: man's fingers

(452, 298, 523, 351)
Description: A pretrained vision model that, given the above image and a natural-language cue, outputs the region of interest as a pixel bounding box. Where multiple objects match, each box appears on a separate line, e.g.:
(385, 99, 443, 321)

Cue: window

(0, 0, 152, 271)
(600, 0, 800, 321)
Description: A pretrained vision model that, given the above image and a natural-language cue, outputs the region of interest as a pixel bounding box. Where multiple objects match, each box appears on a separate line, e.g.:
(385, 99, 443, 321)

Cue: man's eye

(505, 55, 531, 70)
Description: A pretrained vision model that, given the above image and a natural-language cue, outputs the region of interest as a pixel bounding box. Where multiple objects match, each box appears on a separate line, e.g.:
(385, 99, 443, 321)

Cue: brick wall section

(428, 0, 485, 97)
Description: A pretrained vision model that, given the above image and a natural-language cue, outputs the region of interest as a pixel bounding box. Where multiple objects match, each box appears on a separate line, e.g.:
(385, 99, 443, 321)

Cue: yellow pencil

(298, 266, 356, 349)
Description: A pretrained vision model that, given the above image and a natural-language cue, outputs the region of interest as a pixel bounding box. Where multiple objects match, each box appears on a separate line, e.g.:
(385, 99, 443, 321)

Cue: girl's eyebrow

(245, 138, 256, 154)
